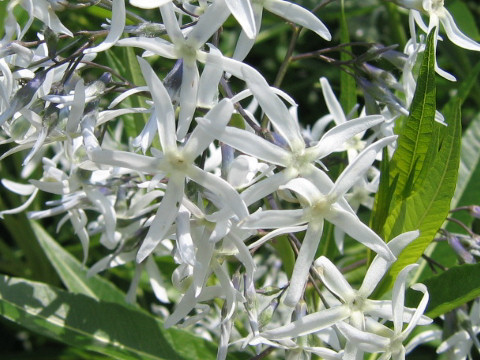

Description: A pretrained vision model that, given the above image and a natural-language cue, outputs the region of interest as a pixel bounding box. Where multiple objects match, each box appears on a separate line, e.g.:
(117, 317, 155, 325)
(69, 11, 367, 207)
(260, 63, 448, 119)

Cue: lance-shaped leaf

(0, 275, 220, 360)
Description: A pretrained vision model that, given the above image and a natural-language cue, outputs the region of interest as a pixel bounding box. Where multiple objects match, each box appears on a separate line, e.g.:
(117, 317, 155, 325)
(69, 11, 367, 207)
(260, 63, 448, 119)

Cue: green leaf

(379, 101, 462, 294)
(339, 0, 357, 115)
(31, 221, 127, 305)
(406, 263, 480, 319)
(389, 30, 437, 201)
(0, 275, 219, 360)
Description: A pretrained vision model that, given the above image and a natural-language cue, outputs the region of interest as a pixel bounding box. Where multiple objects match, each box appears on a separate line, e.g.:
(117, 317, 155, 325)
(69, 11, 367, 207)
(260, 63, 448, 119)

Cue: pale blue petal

(241, 209, 305, 229)
(329, 136, 396, 199)
(137, 56, 177, 151)
(117, 37, 177, 59)
(261, 306, 348, 340)
(177, 61, 199, 140)
(326, 206, 394, 261)
(136, 174, 184, 262)
(265, 0, 331, 40)
(284, 222, 324, 307)
(84, 0, 125, 53)
(225, 0, 256, 39)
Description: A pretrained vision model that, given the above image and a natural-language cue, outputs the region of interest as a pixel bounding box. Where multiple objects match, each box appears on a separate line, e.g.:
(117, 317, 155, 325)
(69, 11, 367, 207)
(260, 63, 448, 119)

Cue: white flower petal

(225, 0, 256, 39)
(261, 306, 348, 340)
(136, 175, 184, 262)
(309, 115, 384, 160)
(159, 1, 184, 43)
(241, 66, 305, 152)
(284, 222, 324, 307)
(146, 256, 170, 303)
(392, 264, 418, 334)
(84, 0, 125, 53)
(326, 206, 395, 261)
(90, 149, 161, 173)
(329, 136, 396, 199)
(440, 9, 480, 51)
(320, 77, 347, 124)
(280, 177, 322, 206)
(117, 37, 177, 59)
(137, 56, 177, 151)
(241, 209, 305, 229)
(265, 0, 331, 41)
(177, 61, 199, 140)
(314, 256, 355, 303)
(129, 0, 171, 9)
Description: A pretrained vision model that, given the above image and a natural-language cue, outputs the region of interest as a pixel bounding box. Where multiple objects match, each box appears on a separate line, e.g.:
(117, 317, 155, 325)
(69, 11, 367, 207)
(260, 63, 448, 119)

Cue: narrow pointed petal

(309, 115, 384, 160)
(261, 305, 348, 340)
(137, 57, 177, 151)
(241, 209, 305, 229)
(176, 207, 196, 266)
(197, 46, 224, 108)
(84, 0, 125, 53)
(247, 225, 308, 249)
(117, 37, 177, 59)
(90, 149, 161, 173)
(329, 136, 396, 199)
(130, 0, 172, 9)
(327, 206, 394, 261)
(280, 177, 322, 206)
(184, 99, 234, 160)
(392, 264, 418, 335)
(320, 77, 347, 124)
(159, 1, 184, 43)
(146, 256, 170, 303)
(187, 165, 248, 220)
(440, 10, 480, 51)
(136, 175, 184, 262)
(241, 66, 305, 152)
(265, 0, 331, 40)
(85, 188, 117, 249)
(196, 117, 290, 166)
(225, 0, 256, 39)
(402, 283, 431, 337)
(337, 321, 390, 351)
(187, 0, 230, 46)
(359, 230, 419, 297)
(241, 169, 297, 206)
(314, 256, 355, 302)
(284, 222, 324, 307)
(66, 79, 85, 133)
(233, 4, 263, 61)
(177, 61, 199, 140)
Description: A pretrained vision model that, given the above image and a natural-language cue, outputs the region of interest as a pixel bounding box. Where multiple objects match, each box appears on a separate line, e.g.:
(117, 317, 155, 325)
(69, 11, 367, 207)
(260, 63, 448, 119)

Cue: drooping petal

(116, 37, 177, 59)
(265, 0, 331, 40)
(326, 205, 395, 261)
(392, 264, 418, 335)
(232, 3, 263, 61)
(197, 46, 224, 108)
(402, 283, 432, 338)
(184, 99, 234, 160)
(359, 230, 419, 297)
(136, 174, 184, 262)
(320, 77, 347, 124)
(241, 209, 305, 229)
(261, 305, 349, 340)
(308, 115, 384, 160)
(145, 256, 170, 303)
(84, 0, 125, 53)
(137, 56, 177, 151)
(177, 60, 199, 140)
(284, 222, 324, 307)
(440, 9, 480, 51)
(129, 0, 171, 9)
(329, 136, 396, 199)
(314, 256, 355, 303)
(187, 165, 248, 220)
(225, 0, 256, 39)
(241, 66, 305, 152)
(66, 79, 85, 133)
(195, 117, 290, 166)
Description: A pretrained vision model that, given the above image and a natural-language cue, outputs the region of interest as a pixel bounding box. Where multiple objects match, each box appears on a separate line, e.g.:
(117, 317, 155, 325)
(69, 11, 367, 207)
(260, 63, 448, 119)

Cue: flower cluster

(1, 0, 478, 359)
